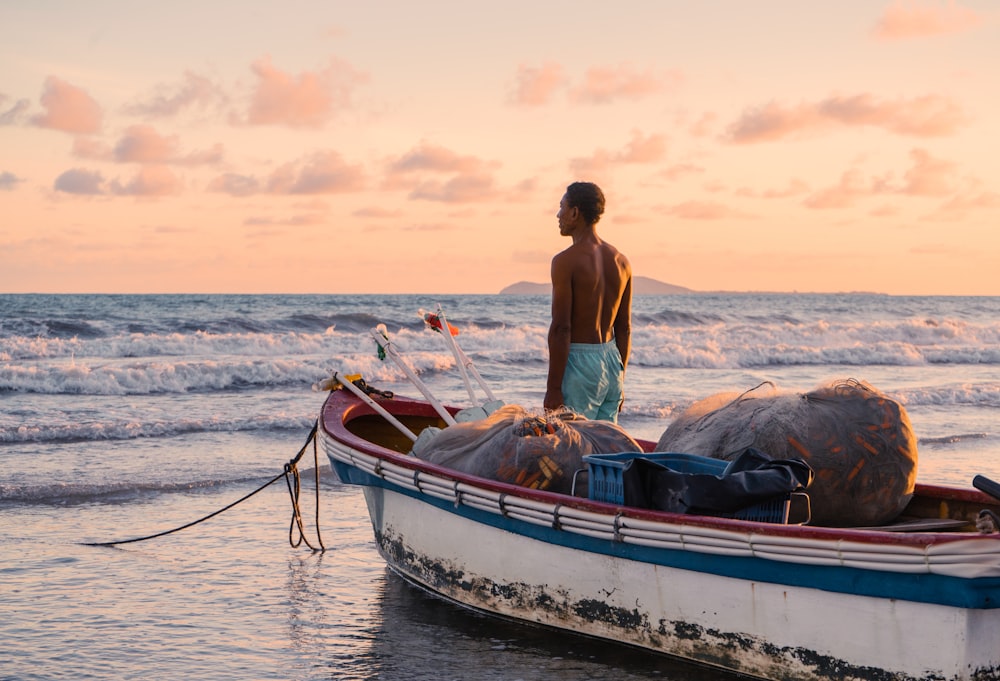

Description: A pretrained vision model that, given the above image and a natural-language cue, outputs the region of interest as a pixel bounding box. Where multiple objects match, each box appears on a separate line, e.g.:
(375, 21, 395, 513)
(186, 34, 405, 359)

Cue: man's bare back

(544, 183, 632, 420)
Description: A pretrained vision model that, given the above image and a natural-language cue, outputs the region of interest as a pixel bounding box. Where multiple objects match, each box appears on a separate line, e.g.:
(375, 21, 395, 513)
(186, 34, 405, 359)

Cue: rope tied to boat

(81, 422, 326, 552)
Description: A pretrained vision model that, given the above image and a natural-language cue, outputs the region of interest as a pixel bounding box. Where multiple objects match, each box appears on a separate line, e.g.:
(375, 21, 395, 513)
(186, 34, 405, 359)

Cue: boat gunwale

(319, 389, 1000, 549)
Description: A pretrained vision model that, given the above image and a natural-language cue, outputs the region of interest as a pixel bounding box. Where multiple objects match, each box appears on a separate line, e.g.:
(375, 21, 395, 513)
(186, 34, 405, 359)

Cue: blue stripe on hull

(331, 459, 1000, 610)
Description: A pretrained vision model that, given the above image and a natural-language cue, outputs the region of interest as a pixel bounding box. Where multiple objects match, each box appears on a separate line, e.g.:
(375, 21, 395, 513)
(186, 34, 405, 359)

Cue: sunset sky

(2, 1, 998, 295)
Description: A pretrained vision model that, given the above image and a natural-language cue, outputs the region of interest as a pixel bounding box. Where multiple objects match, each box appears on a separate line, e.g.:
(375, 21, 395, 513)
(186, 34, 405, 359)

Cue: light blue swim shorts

(561, 340, 625, 423)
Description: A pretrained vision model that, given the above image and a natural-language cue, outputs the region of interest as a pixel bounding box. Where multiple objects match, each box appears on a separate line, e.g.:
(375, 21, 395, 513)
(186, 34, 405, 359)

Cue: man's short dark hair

(565, 181, 605, 225)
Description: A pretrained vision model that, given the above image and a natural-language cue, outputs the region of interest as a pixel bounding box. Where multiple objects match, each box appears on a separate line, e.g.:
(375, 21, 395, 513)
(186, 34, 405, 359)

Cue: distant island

(499, 276, 694, 296)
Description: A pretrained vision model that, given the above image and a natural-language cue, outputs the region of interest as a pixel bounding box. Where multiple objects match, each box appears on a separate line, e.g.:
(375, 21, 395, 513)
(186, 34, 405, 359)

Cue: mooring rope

(82, 421, 326, 552)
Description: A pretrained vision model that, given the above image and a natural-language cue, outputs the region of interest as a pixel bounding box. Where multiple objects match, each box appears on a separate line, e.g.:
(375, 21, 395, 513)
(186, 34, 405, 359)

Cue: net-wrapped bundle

(412, 404, 641, 495)
(655, 379, 918, 527)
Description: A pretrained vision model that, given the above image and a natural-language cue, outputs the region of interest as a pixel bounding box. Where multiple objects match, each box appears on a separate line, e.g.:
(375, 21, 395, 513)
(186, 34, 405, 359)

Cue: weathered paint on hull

(362, 485, 1000, 681)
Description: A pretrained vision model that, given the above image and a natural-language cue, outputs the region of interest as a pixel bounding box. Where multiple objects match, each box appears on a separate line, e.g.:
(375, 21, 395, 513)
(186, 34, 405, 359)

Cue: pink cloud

(570, 64, 679, 104)
(75, 128, 223, 167)
(114, 125, 178, 163)
(266, 151, 365, 194)
(804, 168, 871, 209)
(125, 71, 227, 118)
(110, 166, 182, 196)
(208, 173, 260, 197)
(410, 173, 498, 203)
(901, 148, 955, 195)
(508, 62, 565, 106)
(726, 93, 964, 143)
(388, 143, 493, 175)
(618, 130, 667, 163)
(31, 77, 103, 134)
(0, 171, 22, 190)
(383, 143, 501, 201)
(570, 131, 666, 176)
(244, 213, 325, 227)
(873, 1, 983, 39)
(688, 112, 717, 137)
(353, 206, 402, 218)
(926, 191, 1000, 220)
(659, 163, 706, 182)
(246, 56, 367, 128)
(72, 136, 112, 160)
(569, 150, 613, 178)
(53, 168, 105, 194)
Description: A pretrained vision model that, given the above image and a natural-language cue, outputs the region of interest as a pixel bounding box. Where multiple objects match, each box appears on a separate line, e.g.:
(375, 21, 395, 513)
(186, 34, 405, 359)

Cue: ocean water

(2, 293, 1000, 680)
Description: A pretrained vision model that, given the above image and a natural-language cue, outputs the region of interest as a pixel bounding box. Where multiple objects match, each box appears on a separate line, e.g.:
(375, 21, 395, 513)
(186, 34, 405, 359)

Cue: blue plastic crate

(582, 451, 792, 524)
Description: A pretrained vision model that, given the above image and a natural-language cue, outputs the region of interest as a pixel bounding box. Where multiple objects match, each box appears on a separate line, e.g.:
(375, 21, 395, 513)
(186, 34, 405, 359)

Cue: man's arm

(613, 272, 632, 371)
(544, 253, 573, 411)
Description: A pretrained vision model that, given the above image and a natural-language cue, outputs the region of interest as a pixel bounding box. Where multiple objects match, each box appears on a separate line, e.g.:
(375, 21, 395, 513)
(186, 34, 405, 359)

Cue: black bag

(622, 447, 813, 515)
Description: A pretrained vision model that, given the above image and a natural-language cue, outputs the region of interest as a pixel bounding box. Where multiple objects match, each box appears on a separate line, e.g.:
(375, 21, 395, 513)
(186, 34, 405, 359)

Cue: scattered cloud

(570, 130, 667, 176)
(53, 168, 105, 194)
(113, 125, 223, 166)
(688, 112, 717, 137)
(388, 142, 495, 175)
(409, 173, 498, 203)
(110, 166, 182, 196)
(124, 70, 228, 118)
(210, 153, 365, 196)
(618, 130, 668, 163)
(900, 148, 955, 196)
(353, 206, 402, 218)
(245, 56, 367, 128)
(659, 163, 706, 182)
(244, 213, 325, 226)
(71, 136, 112, 160)
(114, 125, 178, 163)
(70, 126, 224, 166)
(873, 1, 984, 40)
(508, 62, 566, 106)
(924, 191, 1000, 221)
(53, 165, 183, 196)
(207, 173, 259, 197)
(725, 93, 964, 143)
(805, 148, 962, 209)
(1, 171, 23, 190)
(267, 150, 366, 194)
(382, 142, 501, 202)
(31, 77, 103, 134)
(570, 63, 680, 104)
(1, 95, 31, 125)
(804, 168, 873, 209)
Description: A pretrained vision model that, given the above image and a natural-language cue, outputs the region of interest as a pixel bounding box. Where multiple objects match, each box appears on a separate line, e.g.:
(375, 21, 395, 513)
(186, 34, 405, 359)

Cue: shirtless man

(544, 182, 632, 423)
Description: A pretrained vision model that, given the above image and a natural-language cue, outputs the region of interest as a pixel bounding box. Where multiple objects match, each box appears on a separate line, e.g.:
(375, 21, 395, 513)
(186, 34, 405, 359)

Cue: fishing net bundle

(411, 404, 641, 495)
(655, 379, 918, 527)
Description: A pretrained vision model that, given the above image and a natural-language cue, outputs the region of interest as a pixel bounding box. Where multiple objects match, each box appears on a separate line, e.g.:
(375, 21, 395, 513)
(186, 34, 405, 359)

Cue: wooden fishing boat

(319, 386, 1000, 681)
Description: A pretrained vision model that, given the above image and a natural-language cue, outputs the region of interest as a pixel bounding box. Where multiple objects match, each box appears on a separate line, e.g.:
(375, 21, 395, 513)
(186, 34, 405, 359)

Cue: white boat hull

(359, 483, 998, 681)
(320, 391, 1000, 680)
